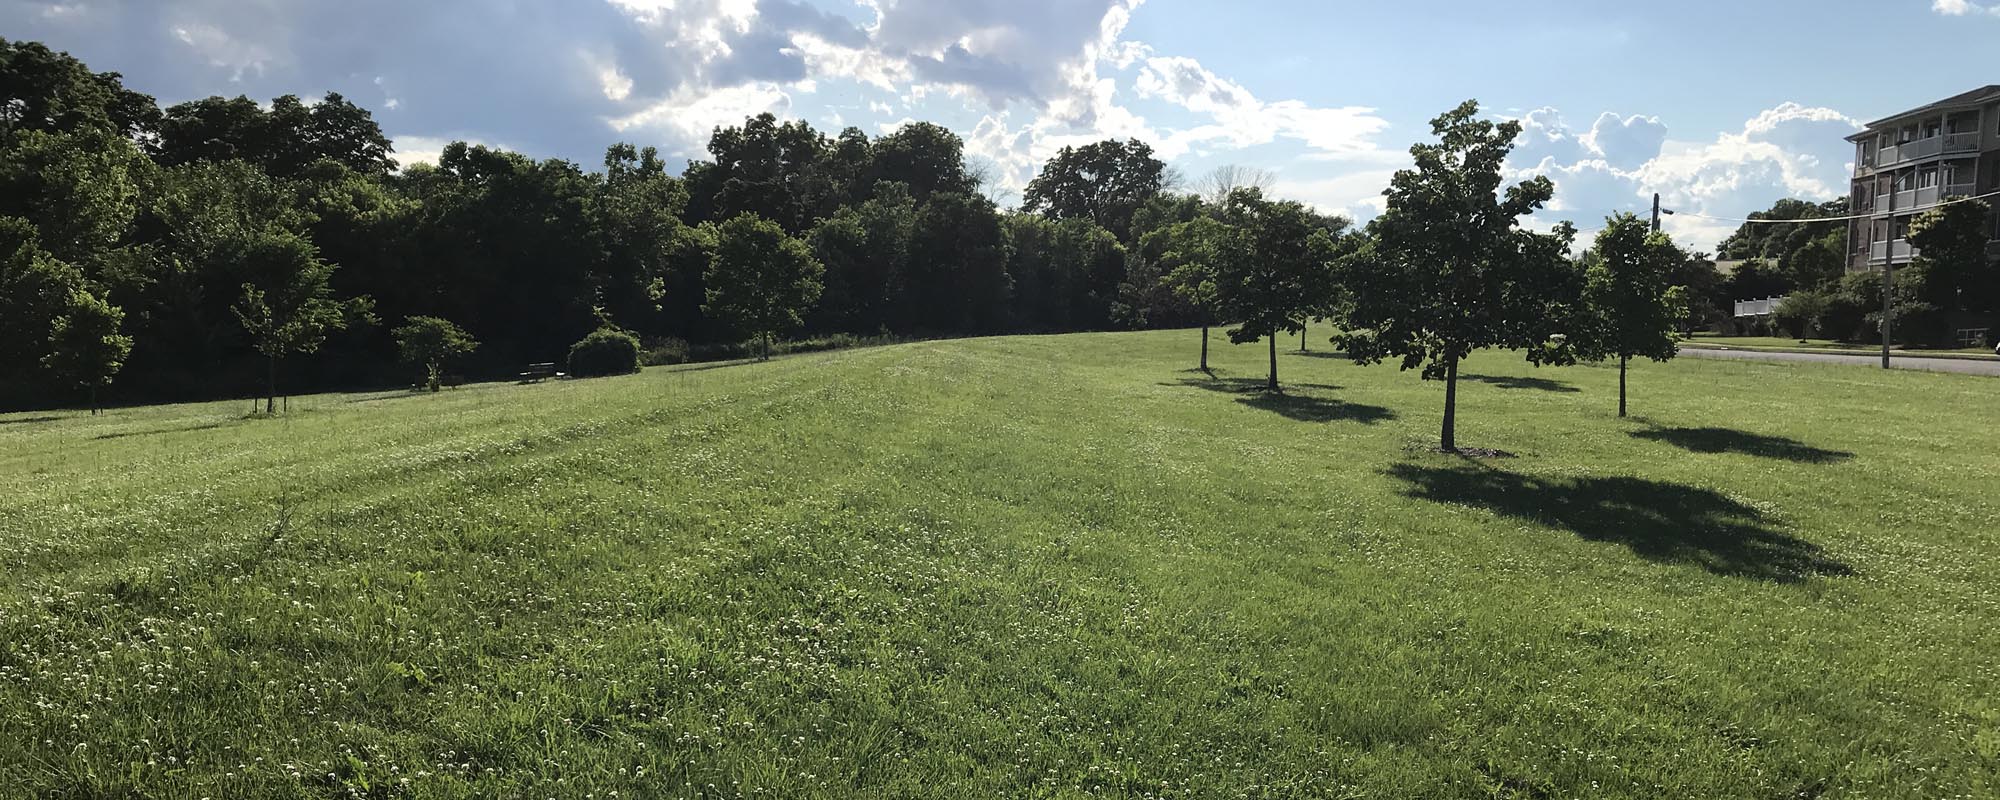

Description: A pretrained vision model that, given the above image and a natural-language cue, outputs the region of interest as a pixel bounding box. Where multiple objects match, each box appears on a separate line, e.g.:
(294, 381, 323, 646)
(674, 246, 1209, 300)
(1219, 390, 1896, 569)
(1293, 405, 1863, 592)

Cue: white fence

(1733, 296, 1785, 318)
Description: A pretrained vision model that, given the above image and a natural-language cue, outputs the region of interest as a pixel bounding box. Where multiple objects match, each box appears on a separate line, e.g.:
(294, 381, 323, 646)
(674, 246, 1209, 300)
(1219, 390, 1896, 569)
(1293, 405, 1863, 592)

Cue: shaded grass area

(1629, 423, 1855, 464)
(2, 329, 1998, 798)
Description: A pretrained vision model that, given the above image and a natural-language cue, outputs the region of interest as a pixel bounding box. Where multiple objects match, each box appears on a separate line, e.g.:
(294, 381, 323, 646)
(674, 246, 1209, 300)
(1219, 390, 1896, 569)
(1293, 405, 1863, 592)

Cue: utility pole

(1881, 179, 1896, 369)
(1651, 193, 1662, 233)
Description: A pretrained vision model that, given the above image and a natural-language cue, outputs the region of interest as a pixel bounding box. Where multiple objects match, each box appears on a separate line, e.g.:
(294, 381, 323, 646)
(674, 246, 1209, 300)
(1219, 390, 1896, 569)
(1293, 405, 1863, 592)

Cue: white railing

(1876, 133, 1979, 166)
(1869, 239, 1916, 263)
(1733, 297, 1784, 318)
(1944, 182, 1978, 198)
(1905, 137, 1944, 160)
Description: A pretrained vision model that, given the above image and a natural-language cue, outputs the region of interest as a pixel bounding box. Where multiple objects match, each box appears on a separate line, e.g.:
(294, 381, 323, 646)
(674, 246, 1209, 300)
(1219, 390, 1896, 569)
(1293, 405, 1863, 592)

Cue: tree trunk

(1300, 324, 1308, 352)
(1267, 335, 1278, 392)
(1199, 324, 1209, 371)
(89, 385, 98, 416)
(763, 332, 771, 361)
(1618, 355, 1628, 418)
(266, 354, 277, 415)
(1441, 352, 1459, 452)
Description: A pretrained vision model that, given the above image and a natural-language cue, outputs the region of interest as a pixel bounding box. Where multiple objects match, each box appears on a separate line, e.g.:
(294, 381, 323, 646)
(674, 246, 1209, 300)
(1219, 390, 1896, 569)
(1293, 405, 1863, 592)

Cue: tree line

(0, 38, 1196, 411)
(12, 38, 1990, 449)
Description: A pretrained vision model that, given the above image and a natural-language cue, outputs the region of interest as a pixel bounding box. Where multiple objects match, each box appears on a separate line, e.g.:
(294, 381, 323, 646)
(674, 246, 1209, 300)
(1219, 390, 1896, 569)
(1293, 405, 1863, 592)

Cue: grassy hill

(3, 329, 1997, 798)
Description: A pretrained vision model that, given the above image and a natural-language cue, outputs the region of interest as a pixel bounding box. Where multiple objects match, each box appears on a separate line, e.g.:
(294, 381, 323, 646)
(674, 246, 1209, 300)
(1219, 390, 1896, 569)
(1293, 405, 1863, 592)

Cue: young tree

(0, 216, 85, 383)
(232, 233, 371, 413)
(704, 213, 825, 360)
(1574, 213, 1688, 417)
(393, 316, 478, 392)
(1337, 100, 1578, 452)
(43, 287, 131, 415)
(1213, 189, 1339, 392)
(1773, 291, 1829, 343)
(1151, 215, 1237, 371)
(1905, 198, 1996, 344)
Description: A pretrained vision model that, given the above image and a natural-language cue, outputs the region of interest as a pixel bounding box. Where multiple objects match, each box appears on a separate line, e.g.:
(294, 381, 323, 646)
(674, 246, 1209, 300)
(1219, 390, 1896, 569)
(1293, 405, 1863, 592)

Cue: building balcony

(1874, 132, 1985, 168)
(1870, 184, 1982, 214)
(1869, 239, 1917, 264)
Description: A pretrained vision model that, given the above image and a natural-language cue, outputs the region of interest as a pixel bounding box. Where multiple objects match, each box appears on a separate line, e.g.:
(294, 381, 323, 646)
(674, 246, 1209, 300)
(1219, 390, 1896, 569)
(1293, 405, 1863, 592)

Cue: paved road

(1682, 346, 2000, 376)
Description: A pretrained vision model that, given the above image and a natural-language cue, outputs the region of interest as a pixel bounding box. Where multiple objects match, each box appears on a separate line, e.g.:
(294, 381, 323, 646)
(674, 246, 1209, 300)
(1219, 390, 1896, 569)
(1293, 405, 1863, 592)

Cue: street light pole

(1881, 178, 1896, 369)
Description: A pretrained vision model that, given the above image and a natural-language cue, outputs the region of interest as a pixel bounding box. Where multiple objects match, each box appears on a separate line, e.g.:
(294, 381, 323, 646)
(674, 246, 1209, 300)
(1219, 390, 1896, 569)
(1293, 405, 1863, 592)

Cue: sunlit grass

(3, 329, 1997, 798)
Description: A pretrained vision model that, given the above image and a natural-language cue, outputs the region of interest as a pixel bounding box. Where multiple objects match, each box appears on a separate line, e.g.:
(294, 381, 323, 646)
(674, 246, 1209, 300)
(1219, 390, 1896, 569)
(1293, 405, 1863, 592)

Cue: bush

(1774, 291, 1830, 341)
(567, 327, 641, 377)
(640, 336, 690, 367)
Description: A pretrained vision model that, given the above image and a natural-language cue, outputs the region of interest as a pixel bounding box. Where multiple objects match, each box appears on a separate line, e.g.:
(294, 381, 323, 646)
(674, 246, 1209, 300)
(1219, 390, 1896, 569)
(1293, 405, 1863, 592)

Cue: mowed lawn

(2, 329, 1998, 799)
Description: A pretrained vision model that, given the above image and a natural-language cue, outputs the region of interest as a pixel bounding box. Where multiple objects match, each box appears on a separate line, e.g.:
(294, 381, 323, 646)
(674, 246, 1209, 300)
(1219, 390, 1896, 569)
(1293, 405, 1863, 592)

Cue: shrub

(567, 327, 641, 377)
(393, 316, 477, 392)
(1773, 291, 1830, 341)
(640, 337, 690, 367)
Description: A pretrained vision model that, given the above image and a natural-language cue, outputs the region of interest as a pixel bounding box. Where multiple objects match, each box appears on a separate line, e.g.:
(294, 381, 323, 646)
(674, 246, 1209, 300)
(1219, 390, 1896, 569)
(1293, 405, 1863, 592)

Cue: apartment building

(1845, 85, 2000, 273)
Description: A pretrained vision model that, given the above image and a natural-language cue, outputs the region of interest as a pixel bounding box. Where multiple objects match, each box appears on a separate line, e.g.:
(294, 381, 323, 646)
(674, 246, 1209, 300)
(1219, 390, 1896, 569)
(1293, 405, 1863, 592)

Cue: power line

(1667, 188, 2000, 226)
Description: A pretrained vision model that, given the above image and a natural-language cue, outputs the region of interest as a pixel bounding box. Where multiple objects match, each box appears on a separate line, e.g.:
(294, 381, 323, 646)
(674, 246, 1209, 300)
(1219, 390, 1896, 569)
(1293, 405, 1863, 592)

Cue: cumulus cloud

(1932, 0, 2000, 16)
(1508, 102, 1861, 250)
(2, 0, 1872, 251)
(6, 0, 1399, 208)
(6, 0, 861, 162)
(1133, 55, 1391, 161)
(390, 135, 504, 170)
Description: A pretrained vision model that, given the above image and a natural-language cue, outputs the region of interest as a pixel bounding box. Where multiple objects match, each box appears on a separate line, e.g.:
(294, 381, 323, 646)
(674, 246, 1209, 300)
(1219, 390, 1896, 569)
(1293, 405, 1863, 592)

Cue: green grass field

(4, 329, 1999, 798)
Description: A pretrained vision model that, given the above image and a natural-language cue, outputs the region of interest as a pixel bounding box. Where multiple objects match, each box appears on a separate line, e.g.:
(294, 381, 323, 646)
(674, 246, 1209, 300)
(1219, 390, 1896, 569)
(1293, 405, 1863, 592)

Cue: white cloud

(1133, 55, 1391, 161)
(390, 135, 501, 170)
(609, 82, 793, 149)
(1932, 0, 2000, 16)
(1273, 170, 1401, 221)
(170, 21, 276, 81)
(1508, 102, 1862, 251)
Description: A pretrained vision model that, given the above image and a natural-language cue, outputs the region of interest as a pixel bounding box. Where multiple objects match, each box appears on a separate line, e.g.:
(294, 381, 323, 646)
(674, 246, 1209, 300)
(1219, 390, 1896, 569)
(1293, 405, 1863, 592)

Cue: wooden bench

(517, 362, 561, 383)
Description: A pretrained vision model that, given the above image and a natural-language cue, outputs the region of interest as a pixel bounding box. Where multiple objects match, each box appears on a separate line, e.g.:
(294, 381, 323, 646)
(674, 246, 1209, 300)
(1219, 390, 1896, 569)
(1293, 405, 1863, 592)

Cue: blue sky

(5, 0, 1996, 249)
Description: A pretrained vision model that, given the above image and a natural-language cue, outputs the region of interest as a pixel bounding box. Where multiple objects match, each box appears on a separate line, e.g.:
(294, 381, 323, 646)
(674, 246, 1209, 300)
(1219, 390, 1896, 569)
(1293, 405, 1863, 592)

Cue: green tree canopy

(1022, 139, 1168, 242)
(1906, 198, 1996, 342)
(42, 287, 130, 414)
(1152, 214, 1237, 371)
(231, 232, 373, 412)
(1337, 100, 1578, 452)
(704, 214, 826, 360)
(152, 92, 393, 178)
(0, 215, 86, 382)
(1214, 189, 1339, 391)
(0, 37, 158, 140)
(1574, 213, 1689, 417)
(393, 316, 478, 392)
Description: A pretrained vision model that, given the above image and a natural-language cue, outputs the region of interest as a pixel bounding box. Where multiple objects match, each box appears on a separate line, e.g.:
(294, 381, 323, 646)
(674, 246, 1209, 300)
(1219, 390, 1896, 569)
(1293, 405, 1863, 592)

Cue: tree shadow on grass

(1629, 426, 1854, 464)
(1286, 349, 1355, 360)
(1165, 376, 1395, 424)
(0, 415, 62, 426)
(1385, 462, 1852, 582)
(1460, 373, 1581, 393)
